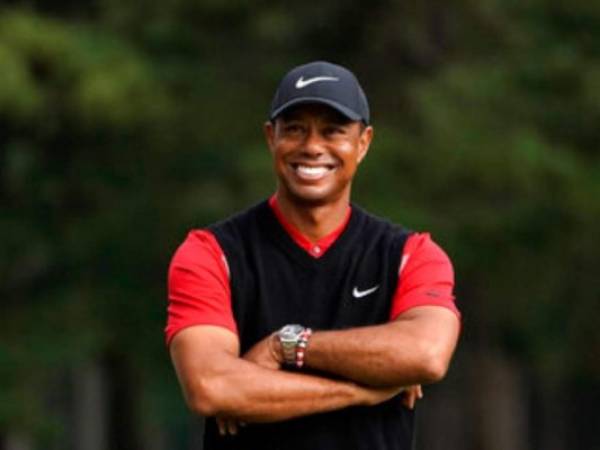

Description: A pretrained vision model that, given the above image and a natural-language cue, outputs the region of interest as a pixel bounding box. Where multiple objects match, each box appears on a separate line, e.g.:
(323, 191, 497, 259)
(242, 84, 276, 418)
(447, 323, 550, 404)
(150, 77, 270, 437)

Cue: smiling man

(166, 61, 461, 450)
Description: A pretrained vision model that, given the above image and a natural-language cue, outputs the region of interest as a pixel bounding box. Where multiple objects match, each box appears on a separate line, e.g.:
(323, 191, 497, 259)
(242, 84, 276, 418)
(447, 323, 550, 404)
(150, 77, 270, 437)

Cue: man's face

(264, 103, 373, 205)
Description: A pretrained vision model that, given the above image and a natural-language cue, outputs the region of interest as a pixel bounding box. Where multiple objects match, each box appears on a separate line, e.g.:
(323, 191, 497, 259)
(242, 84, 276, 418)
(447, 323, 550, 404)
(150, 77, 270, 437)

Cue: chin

(285, 185, 346, 206)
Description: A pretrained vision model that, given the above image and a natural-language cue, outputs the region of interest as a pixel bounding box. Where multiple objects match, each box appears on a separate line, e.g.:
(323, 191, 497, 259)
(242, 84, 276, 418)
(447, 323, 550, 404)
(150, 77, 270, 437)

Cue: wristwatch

(277, 324, 312, 368)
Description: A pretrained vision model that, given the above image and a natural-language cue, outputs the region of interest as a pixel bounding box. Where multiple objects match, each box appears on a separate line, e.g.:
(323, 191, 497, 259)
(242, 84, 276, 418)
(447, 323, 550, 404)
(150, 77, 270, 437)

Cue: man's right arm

(169, 325, 401, 423)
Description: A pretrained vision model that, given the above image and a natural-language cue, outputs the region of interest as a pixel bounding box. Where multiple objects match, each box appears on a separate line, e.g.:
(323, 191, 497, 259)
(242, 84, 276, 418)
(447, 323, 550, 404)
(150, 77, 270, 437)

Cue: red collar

(268, 195, 351, 259)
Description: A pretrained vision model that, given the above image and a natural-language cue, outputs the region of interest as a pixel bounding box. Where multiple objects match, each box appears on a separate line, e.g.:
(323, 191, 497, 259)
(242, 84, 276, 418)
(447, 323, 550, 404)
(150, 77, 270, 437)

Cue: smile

(291, 164, 336, 180)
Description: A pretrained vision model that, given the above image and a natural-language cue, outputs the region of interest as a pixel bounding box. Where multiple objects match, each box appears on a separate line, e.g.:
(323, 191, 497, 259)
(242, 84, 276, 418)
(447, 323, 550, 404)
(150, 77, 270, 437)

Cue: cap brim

(270, 97, 365, 123)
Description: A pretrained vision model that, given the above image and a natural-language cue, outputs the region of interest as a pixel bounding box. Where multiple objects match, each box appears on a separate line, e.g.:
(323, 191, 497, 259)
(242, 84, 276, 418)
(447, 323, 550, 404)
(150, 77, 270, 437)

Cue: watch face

(279, 324, 304, 341)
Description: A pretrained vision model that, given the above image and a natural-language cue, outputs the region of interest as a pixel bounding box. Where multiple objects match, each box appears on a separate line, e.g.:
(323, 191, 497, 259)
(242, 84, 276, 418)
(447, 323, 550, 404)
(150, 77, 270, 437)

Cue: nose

(302, 127, 325, 156)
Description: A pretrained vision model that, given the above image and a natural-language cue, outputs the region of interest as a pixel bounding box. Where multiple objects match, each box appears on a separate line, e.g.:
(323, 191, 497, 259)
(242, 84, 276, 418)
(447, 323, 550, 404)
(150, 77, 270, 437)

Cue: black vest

(206, 200, 415, 450)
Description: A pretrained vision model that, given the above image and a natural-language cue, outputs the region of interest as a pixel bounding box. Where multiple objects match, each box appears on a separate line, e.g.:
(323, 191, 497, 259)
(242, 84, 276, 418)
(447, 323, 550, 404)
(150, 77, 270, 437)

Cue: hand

(401, 384, 423, 410)
(216, 416, 246, 436)
(358, 384, 423, 409)
(357, 383, 406, 406)
(242, 332, 283, 370)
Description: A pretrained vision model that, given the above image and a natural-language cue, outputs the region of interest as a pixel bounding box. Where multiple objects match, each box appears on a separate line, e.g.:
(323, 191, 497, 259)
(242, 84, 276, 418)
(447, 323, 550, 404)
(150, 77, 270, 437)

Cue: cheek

(272, 145, 290, 164)
(277, 140, 296, 155)
(339, 142, 363, 166)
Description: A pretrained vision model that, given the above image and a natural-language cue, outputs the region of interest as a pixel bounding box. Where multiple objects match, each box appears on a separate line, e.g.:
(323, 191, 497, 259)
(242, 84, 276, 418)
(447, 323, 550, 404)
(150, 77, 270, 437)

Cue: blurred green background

(1, 1, 599, 449)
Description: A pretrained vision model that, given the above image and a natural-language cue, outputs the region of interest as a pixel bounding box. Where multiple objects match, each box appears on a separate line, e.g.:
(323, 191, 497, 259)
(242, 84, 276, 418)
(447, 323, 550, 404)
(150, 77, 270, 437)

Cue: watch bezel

(278, 324, 304, 343)
(278, 324, 305, 366)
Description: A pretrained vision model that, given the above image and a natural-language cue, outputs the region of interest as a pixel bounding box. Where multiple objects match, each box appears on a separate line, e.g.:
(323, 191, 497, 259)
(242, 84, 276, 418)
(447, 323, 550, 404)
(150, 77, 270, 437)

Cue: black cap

(269, 61, 370, 124)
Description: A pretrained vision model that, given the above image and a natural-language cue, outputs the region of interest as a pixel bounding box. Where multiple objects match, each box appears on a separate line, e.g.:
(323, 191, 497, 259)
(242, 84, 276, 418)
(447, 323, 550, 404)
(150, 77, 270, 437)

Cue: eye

(324, 125, 346, 136)
(283, 123, 303, 134)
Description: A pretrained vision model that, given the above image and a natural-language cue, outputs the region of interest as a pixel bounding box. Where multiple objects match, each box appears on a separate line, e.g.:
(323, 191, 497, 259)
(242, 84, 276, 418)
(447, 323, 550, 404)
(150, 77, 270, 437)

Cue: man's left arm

(298, 305, 459, 387)
(245, 233, 460, 387)
(246, 305, 459, 387)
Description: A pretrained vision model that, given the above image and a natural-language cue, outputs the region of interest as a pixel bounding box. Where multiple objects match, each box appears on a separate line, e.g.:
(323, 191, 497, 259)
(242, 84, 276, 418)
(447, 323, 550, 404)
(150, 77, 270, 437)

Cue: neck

(275, 191, 350, 242)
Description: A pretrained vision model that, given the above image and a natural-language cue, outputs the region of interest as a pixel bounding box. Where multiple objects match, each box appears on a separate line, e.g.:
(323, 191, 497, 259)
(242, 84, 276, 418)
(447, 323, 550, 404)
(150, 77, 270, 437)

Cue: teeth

(297, 165, 329, 176)
(294, 165, 331, 180)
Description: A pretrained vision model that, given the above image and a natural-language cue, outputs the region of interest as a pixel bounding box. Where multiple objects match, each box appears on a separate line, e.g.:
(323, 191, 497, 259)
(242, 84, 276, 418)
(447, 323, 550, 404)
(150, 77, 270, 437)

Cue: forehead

(276, 103, 354, 125)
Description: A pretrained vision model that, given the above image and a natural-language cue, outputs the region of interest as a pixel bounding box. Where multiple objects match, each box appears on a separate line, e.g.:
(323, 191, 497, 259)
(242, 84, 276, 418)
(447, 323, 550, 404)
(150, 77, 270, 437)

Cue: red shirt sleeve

(389, 233, 460, 320)
(165, 230, 237, 346)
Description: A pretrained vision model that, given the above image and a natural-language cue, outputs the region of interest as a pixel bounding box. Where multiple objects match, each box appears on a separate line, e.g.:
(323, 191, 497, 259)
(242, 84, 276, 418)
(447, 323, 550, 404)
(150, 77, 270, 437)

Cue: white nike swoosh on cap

(295, 76, 340, 89)
(352, 285, 379, 299)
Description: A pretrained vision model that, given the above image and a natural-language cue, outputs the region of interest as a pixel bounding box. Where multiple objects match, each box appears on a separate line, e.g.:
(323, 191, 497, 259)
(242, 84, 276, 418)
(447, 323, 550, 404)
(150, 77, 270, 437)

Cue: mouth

(290, 163, 336, 181)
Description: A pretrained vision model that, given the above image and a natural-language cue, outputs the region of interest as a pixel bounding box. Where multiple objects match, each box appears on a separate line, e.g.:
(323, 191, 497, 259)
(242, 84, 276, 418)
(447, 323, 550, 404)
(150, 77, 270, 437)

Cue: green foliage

(0, 8, 174, 436)
(1, 0, 599, 446)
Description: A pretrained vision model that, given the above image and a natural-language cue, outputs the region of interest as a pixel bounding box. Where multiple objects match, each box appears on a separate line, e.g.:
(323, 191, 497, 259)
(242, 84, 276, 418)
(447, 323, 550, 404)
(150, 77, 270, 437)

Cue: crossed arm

(169, 305, 460, 424)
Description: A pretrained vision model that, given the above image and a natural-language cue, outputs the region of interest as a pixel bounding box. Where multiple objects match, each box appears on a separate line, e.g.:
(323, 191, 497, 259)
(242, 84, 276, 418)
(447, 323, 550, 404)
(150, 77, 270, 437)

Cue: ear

(264, 121, 276, 154)
(356, 125, 373, 164)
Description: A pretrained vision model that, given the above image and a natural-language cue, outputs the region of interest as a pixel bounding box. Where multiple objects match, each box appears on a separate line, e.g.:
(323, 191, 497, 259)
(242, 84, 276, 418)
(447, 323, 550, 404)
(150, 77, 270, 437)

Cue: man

(166, 61, 461, 450)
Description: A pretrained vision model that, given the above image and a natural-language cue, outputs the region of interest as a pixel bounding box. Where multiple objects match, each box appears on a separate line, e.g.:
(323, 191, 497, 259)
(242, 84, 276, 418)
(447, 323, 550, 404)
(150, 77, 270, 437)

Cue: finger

(226, 420, 238, 435)
(401, 393, 409, 408)
(417, 385, 423, 399)
(407, 390, 416, 409)
(401, 389, 413, 409)
(403, 386, 419, 409)
(217, 418, 226, 436)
